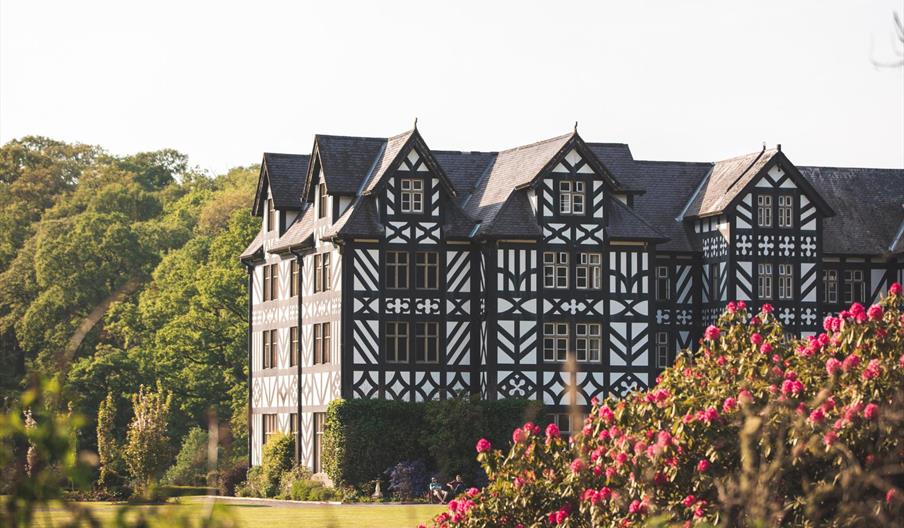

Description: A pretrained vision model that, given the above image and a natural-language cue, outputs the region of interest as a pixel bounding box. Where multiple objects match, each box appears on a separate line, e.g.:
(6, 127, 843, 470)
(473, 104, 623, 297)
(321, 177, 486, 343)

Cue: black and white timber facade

(239, 127, 904, 470)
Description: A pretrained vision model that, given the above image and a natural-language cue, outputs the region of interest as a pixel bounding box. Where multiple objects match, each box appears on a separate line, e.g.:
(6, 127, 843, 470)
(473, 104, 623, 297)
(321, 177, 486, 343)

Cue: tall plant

(124, 383, 172, 494)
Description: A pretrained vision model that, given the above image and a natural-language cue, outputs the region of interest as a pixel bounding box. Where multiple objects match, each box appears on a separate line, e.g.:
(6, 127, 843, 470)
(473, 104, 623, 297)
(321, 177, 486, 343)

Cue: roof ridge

(315, 133, 388, 142)
(713, 147, 778, 164)
(634, 159, 713, 166)
(496, 132, 573, 154)
(800, 165, 904, 172)
(264, 152, 309, 157)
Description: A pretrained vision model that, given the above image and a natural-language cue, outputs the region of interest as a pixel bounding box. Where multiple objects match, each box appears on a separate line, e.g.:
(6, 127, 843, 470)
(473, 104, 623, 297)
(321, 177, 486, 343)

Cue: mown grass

(28, 497, 444, 528)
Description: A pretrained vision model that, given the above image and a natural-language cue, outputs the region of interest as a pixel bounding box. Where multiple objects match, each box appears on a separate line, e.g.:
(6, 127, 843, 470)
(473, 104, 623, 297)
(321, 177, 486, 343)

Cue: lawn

(28, 497, 445, 528)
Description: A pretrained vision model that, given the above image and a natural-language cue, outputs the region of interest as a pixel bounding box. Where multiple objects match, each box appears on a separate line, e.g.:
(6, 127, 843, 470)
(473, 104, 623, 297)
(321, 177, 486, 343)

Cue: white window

(655, 332, 669, 368)
(575, 323, 601, 362)
(758, 263, 773, 299)
(558, 180, 585, 215)
(778, 195, 793, 228)
(576, 252, 602, 289)
(543, 323, 569, 362)
(400, 178, 424, 213)
(778, 264, 793, 300)
(757, 195, 772, 228)
(543, 252, 569, 289)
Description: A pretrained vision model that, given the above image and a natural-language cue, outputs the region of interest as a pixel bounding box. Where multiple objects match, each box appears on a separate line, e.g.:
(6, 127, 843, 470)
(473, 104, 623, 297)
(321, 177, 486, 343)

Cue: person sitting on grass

(443, 474, 466, 502)
(428, 477, 444, 503)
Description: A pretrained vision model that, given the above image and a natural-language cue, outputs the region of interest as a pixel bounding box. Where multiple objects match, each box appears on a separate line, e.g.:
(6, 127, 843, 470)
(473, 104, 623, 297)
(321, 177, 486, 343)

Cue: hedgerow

(430, 288, 904, 527)
(323, 397, 543, 489)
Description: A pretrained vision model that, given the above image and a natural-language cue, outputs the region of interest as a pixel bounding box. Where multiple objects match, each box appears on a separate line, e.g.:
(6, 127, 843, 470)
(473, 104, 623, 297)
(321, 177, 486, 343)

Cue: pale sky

(2, 0, 903, 174)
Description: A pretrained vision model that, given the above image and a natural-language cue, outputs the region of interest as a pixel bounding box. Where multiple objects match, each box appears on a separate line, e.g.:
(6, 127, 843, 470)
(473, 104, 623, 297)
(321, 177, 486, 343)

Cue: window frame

(543, 252, 569, 289)
(415, 251, 440, 290)
(543, 322, 569, 363)
(844, 269, 865, 304)
(313, 322, 331, 365)
(290, 260, 299, 297)
(655, 331, 669, 369)
(778, 194, 793, 228)
(400, 178, 424, 214)
(289, 326, 299, 367)
(267, 198, 276, 232)
(576, 252, 602, 290)
(262, 329, 277, 369)
(386, 251, 409, 290)
(558, 180, 586, 215)
(823, 269, 838, 304)
(318, 182, 329, 219)
(385, 321, 409, 363)
(709, 263, 720, 302)
(655, 265, 670, 301)
(575, 323, 601, 362)
(778, 263, 794, 300)
(263, 413, 277, 445)
(757, 194, 773, 228)
(313, 412, 325, 473)
(758, 263, 773, 299)
(313, 253, 331, 293)
(415, 322, 440, 364)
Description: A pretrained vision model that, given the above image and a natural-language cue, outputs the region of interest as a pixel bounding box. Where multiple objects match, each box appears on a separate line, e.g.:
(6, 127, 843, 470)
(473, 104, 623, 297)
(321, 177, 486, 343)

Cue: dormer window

(267, 198, 276, 231)
(400, 179, 424, 213)
(318, 183, 329, 219)
(559, 180, 585, 215)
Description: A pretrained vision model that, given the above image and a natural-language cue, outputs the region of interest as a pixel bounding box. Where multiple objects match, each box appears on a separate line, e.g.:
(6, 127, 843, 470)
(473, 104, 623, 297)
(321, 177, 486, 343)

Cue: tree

(96, 392, 121, 490)
(123, 383, 172, 494)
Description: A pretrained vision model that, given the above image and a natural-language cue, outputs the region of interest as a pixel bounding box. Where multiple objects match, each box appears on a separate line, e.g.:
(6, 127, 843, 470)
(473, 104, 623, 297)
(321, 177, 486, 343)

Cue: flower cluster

(431, 285, 904, 527)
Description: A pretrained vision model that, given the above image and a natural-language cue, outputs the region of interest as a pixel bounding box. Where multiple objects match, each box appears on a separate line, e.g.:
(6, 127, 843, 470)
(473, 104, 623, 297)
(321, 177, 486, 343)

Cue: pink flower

(826, 358, 842, 376)
(737, 300, 746, 310)
(682, 495, 696, 507)
(512, 428, 524, 444)
(862, 359, 881, 380)
(850, 302, 865, 317)
(888, 489, 898, 504)
(781, 379, 804, 397)
(475, 438, 491, 453)
(823, 431, 838, 446)
(891, 282, 903, 295)
(570, 458, 585, 473)
(702, 406, 719, 423)
(545, 423, 560, 439)
(842, 354, 860, 372)
(599, 487, 612, 500)
(867, 304, 884, 321)
(628, 499, 647, 515)
(467, 487, 479, 498)
(599, 405, 615, 423)
(760, 342, 773, 355)
(448, 499, 459, 511)
(581, 488, 599, 504)
(554, 508, 569, 524)
(738, 389, 753, 404)
(726, 301, 737, 313)
(809, 408, 826, 424)
(704, 325, 720, 341)
(900, 354, 904, 369)
(513, 477, 524, 489)
(761, 303, 773, 314)
(697, 459, 710, 473)
(750, 316, 761, 326)
(750, 333, 763, 346)
(863, 403, 879, 420)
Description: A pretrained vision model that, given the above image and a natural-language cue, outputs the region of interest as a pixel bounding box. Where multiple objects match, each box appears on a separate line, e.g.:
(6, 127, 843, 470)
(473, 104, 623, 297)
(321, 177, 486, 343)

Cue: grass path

(30, 497, 445, 528)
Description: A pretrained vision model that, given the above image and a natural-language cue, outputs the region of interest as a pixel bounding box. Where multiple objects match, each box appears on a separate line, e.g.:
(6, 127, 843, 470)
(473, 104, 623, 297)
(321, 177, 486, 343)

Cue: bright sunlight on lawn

(30, 498, 445, 528)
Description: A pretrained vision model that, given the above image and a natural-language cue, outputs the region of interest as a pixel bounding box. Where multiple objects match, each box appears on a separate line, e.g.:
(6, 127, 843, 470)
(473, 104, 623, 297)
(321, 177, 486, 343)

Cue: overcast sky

(2, 1, 903, 174)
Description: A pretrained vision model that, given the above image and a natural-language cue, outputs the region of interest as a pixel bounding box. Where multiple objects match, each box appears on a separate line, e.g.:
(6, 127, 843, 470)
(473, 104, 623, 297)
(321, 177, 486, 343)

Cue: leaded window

(263, 414, 277, 445)
(655, 266, 670, 301)
(267, 198, 276, 232)
(844, 270, 865, 304)
(778, 195, 793, 228)
(290, 260, 299, 297)
(313, 322, 331, 364)
(314, 253, 330, 293)
(289, 326, 299, 367)
(262, 329, 277, 369)
(655, 332, 669, 368)
(318, 183, 329, 219)
(823, 269, 838, 304)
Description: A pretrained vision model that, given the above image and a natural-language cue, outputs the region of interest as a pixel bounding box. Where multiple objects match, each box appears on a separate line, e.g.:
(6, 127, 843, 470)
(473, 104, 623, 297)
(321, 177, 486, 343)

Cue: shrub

(163, 427, 210, 486)
(430, 291, 904, 527)
(123, 383, 172, 495)
(386, 460, 430, 500)
(323, 397, 542, 489)
(236, 432, 294, 498)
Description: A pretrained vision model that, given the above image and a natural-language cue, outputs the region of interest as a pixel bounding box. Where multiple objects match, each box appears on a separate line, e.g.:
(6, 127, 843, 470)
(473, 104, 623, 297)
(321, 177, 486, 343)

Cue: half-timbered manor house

(240, 126, 904, 470)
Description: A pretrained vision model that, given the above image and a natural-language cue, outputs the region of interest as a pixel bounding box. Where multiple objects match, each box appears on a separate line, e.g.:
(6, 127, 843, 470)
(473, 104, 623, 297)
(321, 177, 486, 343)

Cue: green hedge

(322, 396, 543, 488)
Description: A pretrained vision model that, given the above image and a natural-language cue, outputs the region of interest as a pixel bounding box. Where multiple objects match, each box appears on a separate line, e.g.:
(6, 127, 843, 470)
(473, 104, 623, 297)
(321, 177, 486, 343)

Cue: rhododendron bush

(430, 290, 904, 527)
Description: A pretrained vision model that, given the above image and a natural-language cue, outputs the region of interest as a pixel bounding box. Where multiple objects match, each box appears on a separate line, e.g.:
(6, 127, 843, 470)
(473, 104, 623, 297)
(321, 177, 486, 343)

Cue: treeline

(0, 136, 257, 486)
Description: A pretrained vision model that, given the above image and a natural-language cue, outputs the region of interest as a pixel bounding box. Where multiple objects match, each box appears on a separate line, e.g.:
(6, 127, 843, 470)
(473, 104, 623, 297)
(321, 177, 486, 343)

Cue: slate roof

(628, 160, 714, 251)
(433, 150, 497, 194)
(606, 196, 669, 242)
(800, 167, 904, 255)
(682, 149, 777, 219)
(480, 189, 542, 239)
(463, 133, 573, 236)
(586, 143, 640, 190)
(316, 135, 386, 195)
(362, 130, 416, 195)
(257, 153, 310, 213)
(239, 230, 265, 260)
(270, 204, 316, 253)
(322, 196, 383, 240)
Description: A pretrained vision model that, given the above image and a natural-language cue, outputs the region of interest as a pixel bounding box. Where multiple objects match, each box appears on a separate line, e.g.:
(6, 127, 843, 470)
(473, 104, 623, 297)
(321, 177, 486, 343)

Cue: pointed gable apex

(361, 128, 458, 197)
(515, 132, 624, 192)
